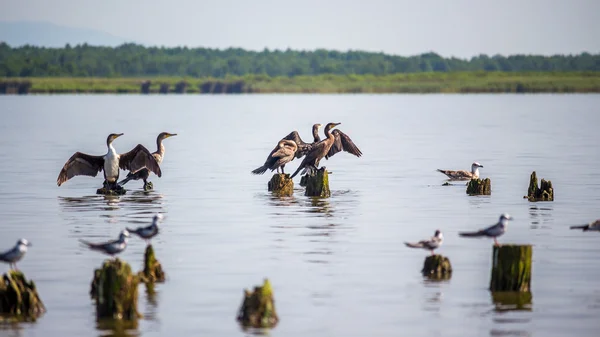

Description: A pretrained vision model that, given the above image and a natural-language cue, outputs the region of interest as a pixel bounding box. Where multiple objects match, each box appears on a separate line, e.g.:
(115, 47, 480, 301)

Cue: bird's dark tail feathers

(118, 174, 134, 186)
(404, 242, 423, 248)
(570, 225, 589, 231)
(251, 165, 268, 175)
(458, 231, 484, 237)
(290, 165, 304, 179)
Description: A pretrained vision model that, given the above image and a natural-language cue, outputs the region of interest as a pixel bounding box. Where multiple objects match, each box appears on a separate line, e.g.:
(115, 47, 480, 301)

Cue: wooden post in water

(90, 258, 140, 320)
(267, 174, 294, 197)
(138, 245, 165, 283)
(0, 271, 46, 321)
(525, 171, 554, 201)
(304, 169, 331, 198)
(466, 178, 491, 195)
(237, 278, 279, 329)
(490, 245, 532, 292)
(421, 255, 452, 280)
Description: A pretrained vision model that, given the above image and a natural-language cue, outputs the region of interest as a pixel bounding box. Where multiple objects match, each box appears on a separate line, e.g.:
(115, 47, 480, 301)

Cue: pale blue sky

(1, 0, 598, 57)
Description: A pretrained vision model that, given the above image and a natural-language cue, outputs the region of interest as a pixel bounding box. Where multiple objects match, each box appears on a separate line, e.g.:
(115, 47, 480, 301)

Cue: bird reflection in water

(303, 196, 334, 217)
(529, 204, 554, 230)
(96, 318, 139, 337)
(58, 191, 165, 214)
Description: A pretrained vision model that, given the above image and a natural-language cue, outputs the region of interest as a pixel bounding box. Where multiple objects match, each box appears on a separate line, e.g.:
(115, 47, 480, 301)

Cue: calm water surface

(0, 94, 599, 337)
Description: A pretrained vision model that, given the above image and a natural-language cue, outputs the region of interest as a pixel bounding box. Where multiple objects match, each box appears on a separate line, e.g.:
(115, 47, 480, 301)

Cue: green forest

(1, 42, 599, 77)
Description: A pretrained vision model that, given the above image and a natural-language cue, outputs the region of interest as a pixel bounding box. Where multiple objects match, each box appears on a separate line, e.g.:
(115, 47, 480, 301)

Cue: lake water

(0, 94, 599, 337)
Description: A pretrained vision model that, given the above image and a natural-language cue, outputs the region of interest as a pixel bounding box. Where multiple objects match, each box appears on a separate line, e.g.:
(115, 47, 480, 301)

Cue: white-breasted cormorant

(57, 133, 162, 189)
(118, 132, 177, 189)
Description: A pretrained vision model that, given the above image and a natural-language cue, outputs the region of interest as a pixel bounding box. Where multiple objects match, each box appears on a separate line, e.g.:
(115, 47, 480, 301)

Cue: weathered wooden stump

(97, 181, 127, 196)
(0, 271, 46, 321)
(138, 245, 165, 283)
(237, 278, 279, 329)
(491, 291, 533, 311)
(267, 174, 294, 196)
(466, 178, 491, 195)
(490, 245, 532, 292)
(90, 259, 140, 320)
(525, 171, 553, 201)
(422, 255, 452, 279)
(304, 168, 331, 197)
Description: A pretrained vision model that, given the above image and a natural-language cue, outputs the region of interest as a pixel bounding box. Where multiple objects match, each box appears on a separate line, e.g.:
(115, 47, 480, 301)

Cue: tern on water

(0, 239, 31, 270)
(405, 230, 444, 255)
(127, 214, 163, 244)
(80, 230, 130, 257)
(437, 162, 484, 180)
(570, 219, 600, 232)
(459, 213, 513, 246)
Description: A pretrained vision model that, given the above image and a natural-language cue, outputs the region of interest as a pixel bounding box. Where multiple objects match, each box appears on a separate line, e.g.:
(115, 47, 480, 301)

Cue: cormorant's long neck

(107, 141, 116, 154)
(312, 126, 321, 142)
(325, 128, 335, 142)
(156, 138, 165, 157)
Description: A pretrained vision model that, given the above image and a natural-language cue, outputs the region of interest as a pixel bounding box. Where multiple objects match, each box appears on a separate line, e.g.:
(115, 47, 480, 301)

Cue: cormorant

(404, 230, 443, 255)
(280, 123, 322, 159)
(252, 140, 298, 175)
(459, 213, 513, 246)
(290, 122, 341, 179)
(57, 133, 162, 189)
(118, 132, 177, 189)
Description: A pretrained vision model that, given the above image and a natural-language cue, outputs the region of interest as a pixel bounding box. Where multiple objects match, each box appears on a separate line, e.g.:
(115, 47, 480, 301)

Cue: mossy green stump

(90, 258, 140, 320)
(96, 184, 127, 196)
(237, 278, 279, 329)
(138, 245, 165, 283)
(466, 178, 491, 195)
(422, 255, 452, 280)
(490, 245, 532, 292)
(0, 271, 46, 322)
(491, 291, 533, 312)
(525, 171, 553, 201)
(299, 174, 308, 187)
(267, 174, 294, 197)
(304, 169, 330, 198)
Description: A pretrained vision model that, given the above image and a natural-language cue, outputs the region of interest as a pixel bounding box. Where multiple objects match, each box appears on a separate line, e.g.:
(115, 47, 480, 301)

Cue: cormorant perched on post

(57, 133, 162, 189)
(290, 123, 341, 178)
(252, 140, 298, 175)
(280, 123, 322, 159)
(118, 132, 177, 189)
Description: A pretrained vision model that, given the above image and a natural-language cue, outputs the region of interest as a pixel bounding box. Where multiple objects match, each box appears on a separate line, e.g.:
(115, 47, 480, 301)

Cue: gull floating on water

(437, 162, 484, 180)
(0, 239, 31, 270)
(570, 219, 600, 232)
(127, 214, 163, 244)
(79, 230, 129, 257)
(404, 230, 444, 255)
(459, 213, 513, 246)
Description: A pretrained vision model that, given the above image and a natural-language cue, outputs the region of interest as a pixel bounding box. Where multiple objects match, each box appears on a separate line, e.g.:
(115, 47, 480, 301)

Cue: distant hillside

(1, 42, 599, 78)
(0, 21, 133, 47)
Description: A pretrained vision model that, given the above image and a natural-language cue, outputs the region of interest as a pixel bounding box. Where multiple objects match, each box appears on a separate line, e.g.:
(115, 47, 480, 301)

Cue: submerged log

(422, 255, 452, 279)
(466, 178, 491, 195)
(525, 171, 554, 201)
(490, 245, 532, 292)
(304, 168, 331, 197)
(90, 258, 140, 320)
(138, 245, 165, 283)
(267, 174, 294, 197)
(237, 278, 279, 329)
(0, 271, 46, 321)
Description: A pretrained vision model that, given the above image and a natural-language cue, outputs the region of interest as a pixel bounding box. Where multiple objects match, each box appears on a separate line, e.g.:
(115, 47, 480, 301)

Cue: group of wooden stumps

(0, 171, 552, 327)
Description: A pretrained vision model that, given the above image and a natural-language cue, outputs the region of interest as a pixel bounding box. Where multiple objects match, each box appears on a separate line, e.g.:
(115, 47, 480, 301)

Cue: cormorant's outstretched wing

(280, 131, 306, 146)
(119, 144, 162, 177)
(57, 152, 105, 186)
(325, 129, 363, 159)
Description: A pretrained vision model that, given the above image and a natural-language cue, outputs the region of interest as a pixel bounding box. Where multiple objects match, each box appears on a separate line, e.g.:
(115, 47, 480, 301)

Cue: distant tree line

(1, 42, 599, 78)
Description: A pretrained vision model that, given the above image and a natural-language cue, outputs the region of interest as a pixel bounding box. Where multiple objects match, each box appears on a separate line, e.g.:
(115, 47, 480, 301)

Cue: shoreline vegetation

(2, 72, 600, 94)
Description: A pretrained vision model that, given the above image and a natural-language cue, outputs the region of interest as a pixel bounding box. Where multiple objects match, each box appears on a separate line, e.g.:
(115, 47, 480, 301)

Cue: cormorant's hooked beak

(169, 133, 178, 137)
(115, 133, 124, 139)
(333, 122, 341, 127)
